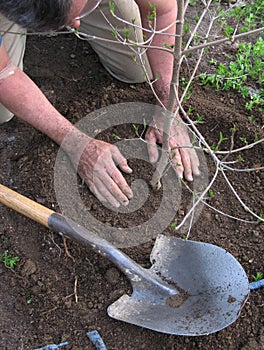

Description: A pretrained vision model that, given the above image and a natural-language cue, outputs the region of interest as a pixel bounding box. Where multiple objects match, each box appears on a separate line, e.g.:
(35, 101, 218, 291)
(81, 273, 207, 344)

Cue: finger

(145, 132, 159, 163)
(170, 149, 184, 179)
(85, 177, 118, 207)
(112, 147, 133, 174)
(109, 167, 133, 200)
(89, 178, 122, 208)
(190, 150, 200, 176)
(98, 168, 131, 206)
(177, 148, 194, 182)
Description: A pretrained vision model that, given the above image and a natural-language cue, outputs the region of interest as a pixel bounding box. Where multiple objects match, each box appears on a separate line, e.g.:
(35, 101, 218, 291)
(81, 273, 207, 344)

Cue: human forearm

(136, 0, 177, 108)
(0, 67, 76, 145)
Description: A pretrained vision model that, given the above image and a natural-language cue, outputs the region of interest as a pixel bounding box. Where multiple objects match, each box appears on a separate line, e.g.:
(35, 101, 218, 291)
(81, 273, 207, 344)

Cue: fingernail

(123, 200, 129, 206)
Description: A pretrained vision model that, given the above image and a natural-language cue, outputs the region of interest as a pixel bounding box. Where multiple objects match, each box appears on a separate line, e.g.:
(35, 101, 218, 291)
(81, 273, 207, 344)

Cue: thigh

(0, 14, 26, 123)
(80, 0, 153, 83)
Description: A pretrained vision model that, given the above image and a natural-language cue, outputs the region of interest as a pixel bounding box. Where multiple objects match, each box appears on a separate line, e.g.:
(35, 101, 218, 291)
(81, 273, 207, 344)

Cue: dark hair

(0, 0, 72, 31)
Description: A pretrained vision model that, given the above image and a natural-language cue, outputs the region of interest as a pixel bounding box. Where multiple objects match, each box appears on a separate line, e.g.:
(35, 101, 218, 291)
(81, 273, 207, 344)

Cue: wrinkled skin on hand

(78, 138, 133, 208)
(64, 130, 133, 208)
(145, 114, 200, 181)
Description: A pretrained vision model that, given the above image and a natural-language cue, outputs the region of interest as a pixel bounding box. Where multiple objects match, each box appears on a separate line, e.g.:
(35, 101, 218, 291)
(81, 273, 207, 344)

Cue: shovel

(0, 183, 249, 336)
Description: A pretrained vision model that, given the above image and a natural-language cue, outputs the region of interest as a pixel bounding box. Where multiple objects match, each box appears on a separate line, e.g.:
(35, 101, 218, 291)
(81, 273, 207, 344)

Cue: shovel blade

(108, 235, 249, 336)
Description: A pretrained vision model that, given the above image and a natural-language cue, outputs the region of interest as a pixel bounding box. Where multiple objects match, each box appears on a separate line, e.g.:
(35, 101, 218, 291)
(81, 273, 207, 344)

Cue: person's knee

(136, 0, 177, 17)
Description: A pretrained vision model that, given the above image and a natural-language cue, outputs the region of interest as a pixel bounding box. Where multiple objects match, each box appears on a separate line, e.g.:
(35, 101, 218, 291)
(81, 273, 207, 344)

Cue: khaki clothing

(0, 0, 152, 124)
(80, 0, 152, 83)
(0, 14, 26, 124)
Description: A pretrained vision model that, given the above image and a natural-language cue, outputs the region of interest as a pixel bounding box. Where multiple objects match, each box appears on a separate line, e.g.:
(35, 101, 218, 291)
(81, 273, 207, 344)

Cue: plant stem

(150, 0, 184, 189)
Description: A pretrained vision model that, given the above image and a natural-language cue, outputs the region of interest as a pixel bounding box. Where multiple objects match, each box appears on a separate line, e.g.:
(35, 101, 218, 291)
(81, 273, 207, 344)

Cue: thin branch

(183, 27, 264, 55)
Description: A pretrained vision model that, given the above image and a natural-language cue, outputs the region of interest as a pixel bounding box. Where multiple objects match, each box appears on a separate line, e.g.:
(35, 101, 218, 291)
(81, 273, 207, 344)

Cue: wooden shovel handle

(0, 184, 54, 228)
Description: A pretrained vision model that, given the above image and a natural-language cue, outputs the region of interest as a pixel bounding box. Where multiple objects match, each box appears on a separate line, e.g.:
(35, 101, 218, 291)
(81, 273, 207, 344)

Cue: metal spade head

(108, 235, 249, 336)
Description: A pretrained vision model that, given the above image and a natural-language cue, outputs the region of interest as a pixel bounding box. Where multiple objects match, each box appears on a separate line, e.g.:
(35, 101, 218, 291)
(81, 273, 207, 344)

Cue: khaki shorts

(80, 0, 153, 83)
(0, 14, 26, 124)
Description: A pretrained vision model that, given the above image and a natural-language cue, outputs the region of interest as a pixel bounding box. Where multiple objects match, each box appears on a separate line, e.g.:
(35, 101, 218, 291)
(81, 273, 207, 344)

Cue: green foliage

(0, 251, 19, 269)
(123, 29, 131, 40)
(171, 221, 177, 229)
(147, 3, 157, 25)
(109, 1, 116, 15)
(112, 133, 121, 140)
(196, 113, 205, 124)
(222, 0, 264, 33)
(199, 37, 264, 111)
(208, 189, 214, 198)
(237, 154, 244, 162)
(211, 132, 228, 152)
(253, 272, 263, 281)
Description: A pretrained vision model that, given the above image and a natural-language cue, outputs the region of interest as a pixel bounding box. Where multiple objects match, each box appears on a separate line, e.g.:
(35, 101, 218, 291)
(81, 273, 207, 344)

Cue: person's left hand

(145, 114, 200, 181)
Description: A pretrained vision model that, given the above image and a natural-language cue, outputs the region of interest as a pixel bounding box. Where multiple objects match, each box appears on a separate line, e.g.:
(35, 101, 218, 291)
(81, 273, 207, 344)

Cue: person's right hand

(75, 136, 133, 208)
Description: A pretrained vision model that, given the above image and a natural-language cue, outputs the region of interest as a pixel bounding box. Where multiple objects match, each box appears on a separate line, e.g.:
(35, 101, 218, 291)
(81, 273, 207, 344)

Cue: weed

(132, 124, 140, 136)
(221, 0, 264, 34)
(211, 132, 229, 152)
(236, 154, 244, 162)
(171, 221, 177, 229)
(239, 137, 248, 144)
(195, 113, 205, 124)
(253, 272, 263, 281)
(199, 35, 264, 112)
(257, 213, 263, 223)
(208, 189, 214, 199)
(112, 133, 121, 140)
(0, 251, 19, 269)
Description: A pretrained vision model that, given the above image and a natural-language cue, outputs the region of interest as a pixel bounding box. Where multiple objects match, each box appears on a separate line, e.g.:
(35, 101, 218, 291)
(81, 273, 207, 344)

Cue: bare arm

(135, 0, 200, 181)
(135, 0, 177, 107)
(0, 43, 132, 207)
(0, 43, 74, 143)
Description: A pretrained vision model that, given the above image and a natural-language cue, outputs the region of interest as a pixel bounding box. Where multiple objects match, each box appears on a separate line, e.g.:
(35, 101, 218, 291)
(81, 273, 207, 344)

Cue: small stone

(32, 285, 41, 295)
(64, 299, 72, 308)
(105, 268, 120, 285)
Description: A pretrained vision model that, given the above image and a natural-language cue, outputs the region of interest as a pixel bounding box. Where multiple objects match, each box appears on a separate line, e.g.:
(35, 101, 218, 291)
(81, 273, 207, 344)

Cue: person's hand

(64, 130, 133, 207)
(78, 138, 133, 207)
(145, 114, 200, 181)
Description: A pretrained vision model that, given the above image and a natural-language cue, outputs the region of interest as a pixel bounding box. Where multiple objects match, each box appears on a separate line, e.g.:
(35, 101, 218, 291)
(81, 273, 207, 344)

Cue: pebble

(105, 267, 120, 285)
(88, 301, 94, 309)
(64, 299, 72, 309)
(31, 285, 41, 295)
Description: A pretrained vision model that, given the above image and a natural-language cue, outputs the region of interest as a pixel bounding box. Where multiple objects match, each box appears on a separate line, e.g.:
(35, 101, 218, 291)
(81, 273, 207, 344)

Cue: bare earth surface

(0, 8, 263, 350)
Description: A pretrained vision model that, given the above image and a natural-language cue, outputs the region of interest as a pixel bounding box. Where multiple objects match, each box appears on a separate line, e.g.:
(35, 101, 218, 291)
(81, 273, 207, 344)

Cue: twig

(62, 236, 75, 262)
(74, 276, 79, 304)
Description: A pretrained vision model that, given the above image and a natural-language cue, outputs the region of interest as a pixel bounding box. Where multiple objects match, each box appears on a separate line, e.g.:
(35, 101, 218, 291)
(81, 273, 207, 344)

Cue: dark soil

(0, 14, 263, 350)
